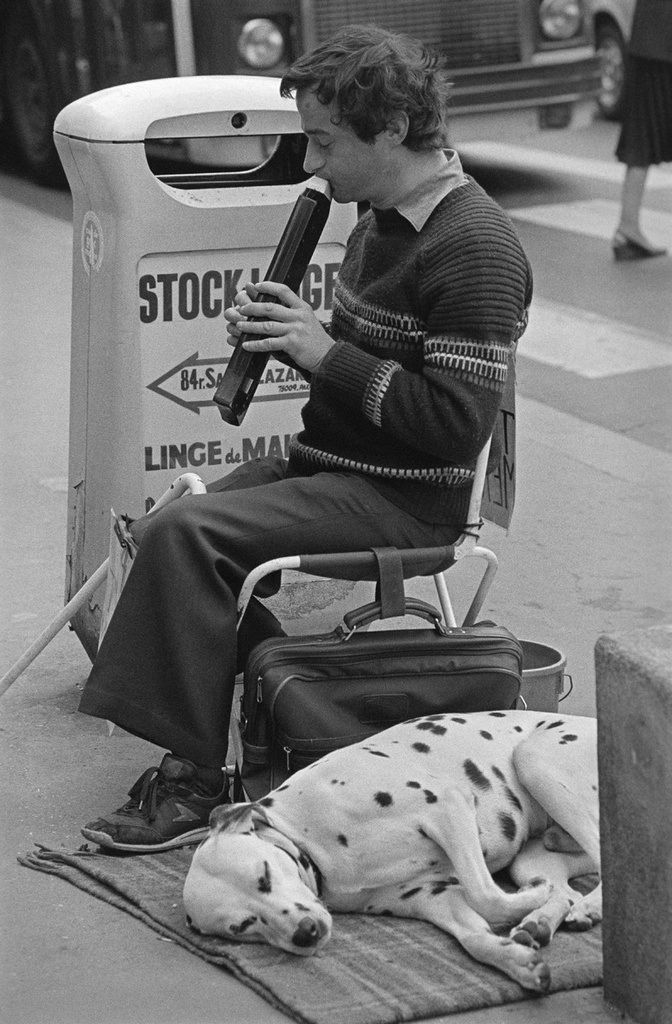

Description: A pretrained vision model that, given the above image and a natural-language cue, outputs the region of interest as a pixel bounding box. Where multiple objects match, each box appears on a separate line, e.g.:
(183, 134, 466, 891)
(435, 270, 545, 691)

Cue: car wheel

(2, 10, 64, 183)
(595, 20, 626, 121)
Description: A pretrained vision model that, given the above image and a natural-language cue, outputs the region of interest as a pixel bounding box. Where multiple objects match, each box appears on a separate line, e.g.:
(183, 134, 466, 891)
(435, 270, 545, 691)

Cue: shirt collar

(392, 149, 467, 231)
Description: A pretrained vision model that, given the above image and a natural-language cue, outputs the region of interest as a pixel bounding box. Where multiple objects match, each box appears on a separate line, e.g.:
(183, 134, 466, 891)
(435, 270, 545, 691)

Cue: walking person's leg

(613, 164, 666, 258)
(613, 53, 668, 259)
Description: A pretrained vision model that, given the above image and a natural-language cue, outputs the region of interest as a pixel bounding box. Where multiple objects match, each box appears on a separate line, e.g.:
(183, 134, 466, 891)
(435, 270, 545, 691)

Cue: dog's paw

(564, 906, 602, 931)
(564, 890, 602, 931)
(500, 939, 552, 993)
(527, 959, 552, 994)
(510, 916, 552, 949)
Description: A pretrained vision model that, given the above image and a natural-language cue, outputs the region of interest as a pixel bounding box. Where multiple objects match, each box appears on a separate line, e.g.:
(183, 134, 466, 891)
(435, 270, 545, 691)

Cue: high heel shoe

(612, 230, 667, 261)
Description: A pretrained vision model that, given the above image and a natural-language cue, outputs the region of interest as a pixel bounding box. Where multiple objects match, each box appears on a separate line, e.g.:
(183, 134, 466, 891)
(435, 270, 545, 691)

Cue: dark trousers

(79, 458, 459, 766)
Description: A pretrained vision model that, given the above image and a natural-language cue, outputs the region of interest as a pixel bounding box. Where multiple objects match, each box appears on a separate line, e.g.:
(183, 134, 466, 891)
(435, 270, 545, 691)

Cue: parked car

(589, 0, 635, 119)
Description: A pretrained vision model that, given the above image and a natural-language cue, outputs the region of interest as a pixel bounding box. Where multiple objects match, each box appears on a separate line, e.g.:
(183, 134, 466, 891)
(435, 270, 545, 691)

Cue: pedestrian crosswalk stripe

(516, 394, 672, 495)
(519, 297, 672, 378)
(507, 198, 672, 247)
(461, 141, 672, 191)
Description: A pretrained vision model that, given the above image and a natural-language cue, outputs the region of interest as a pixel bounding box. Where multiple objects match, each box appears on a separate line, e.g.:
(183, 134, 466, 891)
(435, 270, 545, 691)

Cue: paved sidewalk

(3, 390, 665, 1023)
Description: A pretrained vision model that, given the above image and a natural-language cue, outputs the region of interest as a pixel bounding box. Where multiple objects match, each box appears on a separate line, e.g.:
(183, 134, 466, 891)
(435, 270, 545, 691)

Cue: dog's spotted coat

(184, 710, 601, 991)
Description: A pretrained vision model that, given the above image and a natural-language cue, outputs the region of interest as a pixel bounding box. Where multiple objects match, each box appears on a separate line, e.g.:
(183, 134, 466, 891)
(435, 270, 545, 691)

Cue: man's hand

(224, 281, 334, 373)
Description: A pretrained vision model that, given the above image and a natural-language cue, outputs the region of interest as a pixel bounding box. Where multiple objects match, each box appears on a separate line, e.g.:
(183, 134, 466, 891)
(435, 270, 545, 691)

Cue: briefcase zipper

(253, 638, 345, 702)
(258, 671, 310, 703)
(247, 629, 519, 679)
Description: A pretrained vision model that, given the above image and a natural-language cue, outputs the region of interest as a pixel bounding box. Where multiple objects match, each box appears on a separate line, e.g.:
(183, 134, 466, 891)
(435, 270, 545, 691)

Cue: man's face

(296, 88, 397, 206)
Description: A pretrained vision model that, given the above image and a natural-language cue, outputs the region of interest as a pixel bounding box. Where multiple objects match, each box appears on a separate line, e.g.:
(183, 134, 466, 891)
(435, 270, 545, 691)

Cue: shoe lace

(124, 767, 175, 823)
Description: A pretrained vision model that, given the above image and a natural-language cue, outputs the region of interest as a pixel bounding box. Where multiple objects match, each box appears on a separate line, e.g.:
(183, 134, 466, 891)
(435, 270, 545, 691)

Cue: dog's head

(183, 803, 332, 955)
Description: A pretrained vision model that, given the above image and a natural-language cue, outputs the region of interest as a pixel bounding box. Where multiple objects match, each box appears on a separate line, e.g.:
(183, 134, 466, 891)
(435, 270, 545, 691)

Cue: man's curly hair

(280, 24, 452, 151)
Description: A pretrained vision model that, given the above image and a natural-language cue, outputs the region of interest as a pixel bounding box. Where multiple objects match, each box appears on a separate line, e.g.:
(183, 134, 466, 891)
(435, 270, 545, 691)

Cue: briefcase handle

(339, 598, 447, 636)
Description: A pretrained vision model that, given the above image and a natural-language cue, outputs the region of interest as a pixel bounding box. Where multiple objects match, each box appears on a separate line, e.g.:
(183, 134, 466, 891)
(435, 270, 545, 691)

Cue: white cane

(0, 473, 206, 697)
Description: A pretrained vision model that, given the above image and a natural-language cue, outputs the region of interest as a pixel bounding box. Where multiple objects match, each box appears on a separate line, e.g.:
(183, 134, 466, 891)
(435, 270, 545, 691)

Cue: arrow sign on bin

(147, 351, 310, 414)
(147, 352, 229, 414)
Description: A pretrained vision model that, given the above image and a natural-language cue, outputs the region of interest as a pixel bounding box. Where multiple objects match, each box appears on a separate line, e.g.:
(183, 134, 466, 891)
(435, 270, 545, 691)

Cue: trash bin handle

(54, 77, 301, 144)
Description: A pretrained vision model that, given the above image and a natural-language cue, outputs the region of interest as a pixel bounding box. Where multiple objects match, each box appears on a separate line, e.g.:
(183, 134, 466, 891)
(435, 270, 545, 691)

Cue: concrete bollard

(595, 625, 672, 1024)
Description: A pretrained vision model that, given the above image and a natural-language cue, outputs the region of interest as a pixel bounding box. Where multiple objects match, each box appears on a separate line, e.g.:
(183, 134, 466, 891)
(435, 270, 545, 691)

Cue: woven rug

(19, 844, 601, 1024)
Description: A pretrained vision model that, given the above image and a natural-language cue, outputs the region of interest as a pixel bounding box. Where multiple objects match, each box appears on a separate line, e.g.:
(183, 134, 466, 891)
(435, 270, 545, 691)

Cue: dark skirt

(616, 54, 672, 167)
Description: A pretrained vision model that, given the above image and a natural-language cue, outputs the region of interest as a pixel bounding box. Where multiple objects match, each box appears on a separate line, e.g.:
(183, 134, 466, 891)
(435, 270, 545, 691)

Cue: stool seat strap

(372, 547, 406, 620)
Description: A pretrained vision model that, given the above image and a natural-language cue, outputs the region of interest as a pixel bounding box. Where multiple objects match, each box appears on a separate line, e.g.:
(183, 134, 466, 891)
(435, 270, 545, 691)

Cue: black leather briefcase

(238, 599, 523, 800)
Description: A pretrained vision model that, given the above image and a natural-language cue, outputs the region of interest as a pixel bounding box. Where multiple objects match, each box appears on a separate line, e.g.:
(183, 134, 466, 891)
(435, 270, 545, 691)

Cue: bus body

(1, 0, 600, 182)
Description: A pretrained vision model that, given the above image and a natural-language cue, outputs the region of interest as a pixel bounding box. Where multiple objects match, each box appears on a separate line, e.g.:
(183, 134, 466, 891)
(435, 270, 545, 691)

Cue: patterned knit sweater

(288, 176, 532, 526)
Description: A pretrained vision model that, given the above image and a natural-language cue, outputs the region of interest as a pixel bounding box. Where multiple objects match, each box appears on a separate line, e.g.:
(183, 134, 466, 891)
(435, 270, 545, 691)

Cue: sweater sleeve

(311, 194, 531, 467)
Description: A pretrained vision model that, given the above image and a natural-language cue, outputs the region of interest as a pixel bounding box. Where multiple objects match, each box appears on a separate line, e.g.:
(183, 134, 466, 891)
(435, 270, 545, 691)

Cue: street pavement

(1, 119, 670, 1024)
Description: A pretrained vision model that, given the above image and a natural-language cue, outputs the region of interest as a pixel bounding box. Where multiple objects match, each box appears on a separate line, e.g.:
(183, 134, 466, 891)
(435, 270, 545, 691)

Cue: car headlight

(539, 0, 582, 40)
(237, 19, 285, 69)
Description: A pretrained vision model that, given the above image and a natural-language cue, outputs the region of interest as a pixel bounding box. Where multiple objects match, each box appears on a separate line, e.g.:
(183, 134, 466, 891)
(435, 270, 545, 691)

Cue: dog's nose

(291, 916, 324, 948)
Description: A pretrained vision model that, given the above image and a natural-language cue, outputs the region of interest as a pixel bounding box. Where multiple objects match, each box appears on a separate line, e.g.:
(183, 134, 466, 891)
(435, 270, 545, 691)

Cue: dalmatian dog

(183, 710, 601, 992)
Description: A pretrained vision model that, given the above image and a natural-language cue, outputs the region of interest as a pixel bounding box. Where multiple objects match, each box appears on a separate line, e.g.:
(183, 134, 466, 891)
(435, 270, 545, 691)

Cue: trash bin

(54, 76, 357, 658)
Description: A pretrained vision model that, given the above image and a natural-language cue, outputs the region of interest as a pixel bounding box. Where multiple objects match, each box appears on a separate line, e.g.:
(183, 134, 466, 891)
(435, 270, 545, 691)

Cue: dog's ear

(209, 802, 260, 835)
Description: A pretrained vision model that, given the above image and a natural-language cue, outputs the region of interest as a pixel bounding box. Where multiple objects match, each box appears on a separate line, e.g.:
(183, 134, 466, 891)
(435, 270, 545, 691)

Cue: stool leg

(462, 548, 499, 626)
(433, 572, 458, 627)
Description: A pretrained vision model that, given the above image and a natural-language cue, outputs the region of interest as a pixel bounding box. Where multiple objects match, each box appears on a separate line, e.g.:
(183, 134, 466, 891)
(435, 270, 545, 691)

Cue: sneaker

(81, 754, 228, 853)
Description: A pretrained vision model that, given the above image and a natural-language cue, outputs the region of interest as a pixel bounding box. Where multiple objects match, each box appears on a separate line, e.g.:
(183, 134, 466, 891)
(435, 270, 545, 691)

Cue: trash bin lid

(53, 76, 300, 143)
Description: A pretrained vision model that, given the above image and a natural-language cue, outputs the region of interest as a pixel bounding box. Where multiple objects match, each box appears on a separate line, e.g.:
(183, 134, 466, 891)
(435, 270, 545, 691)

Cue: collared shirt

(393, 149, 467, 231)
